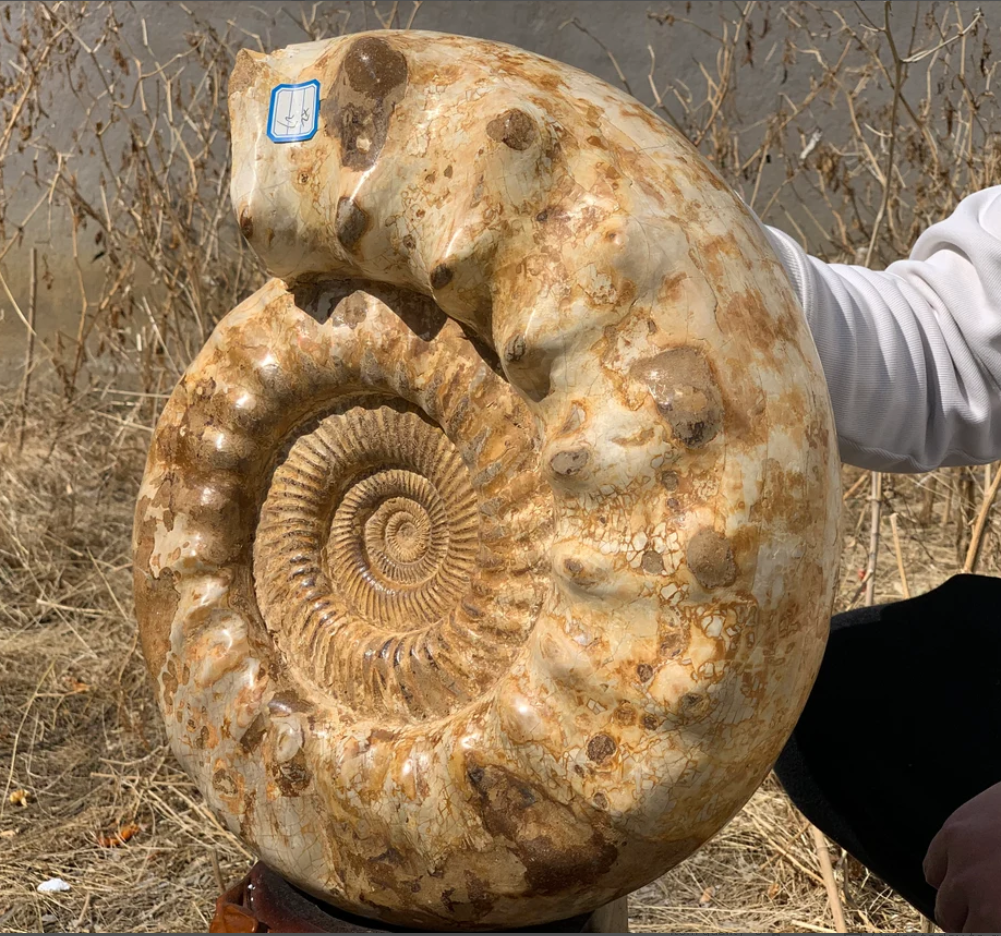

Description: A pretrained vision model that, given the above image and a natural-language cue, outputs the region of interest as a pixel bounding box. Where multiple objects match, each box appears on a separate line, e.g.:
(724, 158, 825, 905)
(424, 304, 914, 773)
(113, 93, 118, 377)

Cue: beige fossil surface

(133, 30, 842, 931)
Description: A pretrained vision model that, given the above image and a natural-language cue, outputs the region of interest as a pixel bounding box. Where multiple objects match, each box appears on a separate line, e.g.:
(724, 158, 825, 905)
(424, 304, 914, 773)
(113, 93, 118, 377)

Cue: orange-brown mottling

(133, 29, 841, 932)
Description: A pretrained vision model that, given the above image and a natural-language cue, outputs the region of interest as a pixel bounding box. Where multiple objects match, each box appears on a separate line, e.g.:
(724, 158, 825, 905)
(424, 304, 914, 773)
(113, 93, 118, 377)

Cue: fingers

(924, 823, 950, 889)
(924, 785, 1001, 932)
(934, 873, 970, 934)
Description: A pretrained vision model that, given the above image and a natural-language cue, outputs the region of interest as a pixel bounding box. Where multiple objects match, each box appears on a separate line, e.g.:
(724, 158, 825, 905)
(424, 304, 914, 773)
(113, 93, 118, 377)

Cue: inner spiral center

(366, 497, 432, 565)
(255, 405, 483, 643)
(334, 469, 450, 590)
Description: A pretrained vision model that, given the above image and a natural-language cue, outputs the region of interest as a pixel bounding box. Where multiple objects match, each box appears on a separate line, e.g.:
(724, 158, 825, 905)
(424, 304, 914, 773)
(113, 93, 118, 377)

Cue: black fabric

(775, 574, 1001, 919)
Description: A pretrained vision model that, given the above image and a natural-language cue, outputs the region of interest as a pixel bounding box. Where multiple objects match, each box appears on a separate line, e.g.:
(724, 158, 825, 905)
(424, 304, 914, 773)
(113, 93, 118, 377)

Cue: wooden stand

(211, 862, 629, 933)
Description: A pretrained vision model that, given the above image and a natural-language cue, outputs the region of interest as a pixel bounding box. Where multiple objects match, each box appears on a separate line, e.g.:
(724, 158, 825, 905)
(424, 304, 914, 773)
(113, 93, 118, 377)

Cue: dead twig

(962, 462, 1001, 573)
(559, 17, 633, 96)
(210, 848, 225, 894)
(811, 825, 849, 933)
(889, 513, 911, 599)
(16, 247, 38, 453)
(73, 893, 93, 931)
(865, 473, 883, 606)
(843, 472, 869, 502)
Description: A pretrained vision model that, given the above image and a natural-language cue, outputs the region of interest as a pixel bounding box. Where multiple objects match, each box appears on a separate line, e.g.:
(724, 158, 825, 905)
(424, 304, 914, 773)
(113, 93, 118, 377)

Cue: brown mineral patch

(641, 550, 664, 574)
(370, 846, 404, 867)
(466, 763, 618, 896)
(460, 599, 486, 620)
(636, 663, 654, 683)
(133, 514, 179, 686)
(586, 733, 617, 764)
(504, 334, 526, 363)
(612, 427, 655, 447)
(562, 556, 604, 591)
(549, 447, 590, 477)
(733, 283, 801, 369)
(687, 528, 737, 589)
(693, 231, 747, 285)
(268, 690, 314, 715)
(239, 714, 267, 754)
(212, 767, 239, 798)
(760, 457, 812, 532)
(430, 263, 453, 289)
(327, 291, 369, 328)
(322, 36, 408, 171)
(238, 207, 253, 240)
(679, 691, 714, 721)
(160, 659, 179, 713)
(658, 622, 689, 658)
(343, 37, 408, 97)
(632, 347, 724, 448)
(240, 790, 258, 846)
(273, 750, 312, 796)
(660, 470, 680, 491)
(335, 196, 370, 250)
(464, 870, 496, 918)
(486, 108, 537, 151)
(614, 704, 637, 726)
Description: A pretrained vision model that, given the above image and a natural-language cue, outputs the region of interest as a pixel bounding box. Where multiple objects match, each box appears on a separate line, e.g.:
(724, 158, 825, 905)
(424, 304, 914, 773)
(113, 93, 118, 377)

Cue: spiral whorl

(254, 403, 488, 717)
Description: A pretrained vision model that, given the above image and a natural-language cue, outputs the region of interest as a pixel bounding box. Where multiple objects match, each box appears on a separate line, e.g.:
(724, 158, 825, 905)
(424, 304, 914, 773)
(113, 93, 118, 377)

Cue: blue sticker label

(267, 80, 320, 143)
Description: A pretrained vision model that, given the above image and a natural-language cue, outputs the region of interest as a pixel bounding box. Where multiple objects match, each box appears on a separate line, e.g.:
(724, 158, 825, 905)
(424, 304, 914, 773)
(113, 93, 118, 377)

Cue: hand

(924, 781, 1001, 933)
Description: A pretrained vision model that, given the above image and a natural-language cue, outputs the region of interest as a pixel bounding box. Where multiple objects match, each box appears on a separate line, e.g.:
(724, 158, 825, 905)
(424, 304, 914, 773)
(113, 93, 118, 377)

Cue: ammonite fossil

(133, 31, 841, 931)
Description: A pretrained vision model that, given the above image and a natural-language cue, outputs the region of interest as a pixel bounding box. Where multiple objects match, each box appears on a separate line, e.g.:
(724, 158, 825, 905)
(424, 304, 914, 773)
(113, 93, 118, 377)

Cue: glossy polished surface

(134, 31, 841, 930)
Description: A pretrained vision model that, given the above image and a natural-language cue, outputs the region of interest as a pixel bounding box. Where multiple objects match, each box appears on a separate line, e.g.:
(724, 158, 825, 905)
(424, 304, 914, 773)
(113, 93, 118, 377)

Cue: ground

(0, 386, 982, 934)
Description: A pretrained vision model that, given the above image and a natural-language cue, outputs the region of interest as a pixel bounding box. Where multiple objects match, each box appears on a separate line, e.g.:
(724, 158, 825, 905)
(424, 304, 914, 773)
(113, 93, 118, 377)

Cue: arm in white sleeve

(763, 187, 1001, 473)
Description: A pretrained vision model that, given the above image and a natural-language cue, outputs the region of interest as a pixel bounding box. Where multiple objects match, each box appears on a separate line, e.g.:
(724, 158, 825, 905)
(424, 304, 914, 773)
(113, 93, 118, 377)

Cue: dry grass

(630, 779, 921, 934)
(1, 386, 985, 934)
(0, 389, 252, 933)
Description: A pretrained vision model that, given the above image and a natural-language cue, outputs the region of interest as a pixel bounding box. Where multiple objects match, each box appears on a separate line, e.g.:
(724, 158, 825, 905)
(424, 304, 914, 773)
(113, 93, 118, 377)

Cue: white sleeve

(763, 187, 1001, 473)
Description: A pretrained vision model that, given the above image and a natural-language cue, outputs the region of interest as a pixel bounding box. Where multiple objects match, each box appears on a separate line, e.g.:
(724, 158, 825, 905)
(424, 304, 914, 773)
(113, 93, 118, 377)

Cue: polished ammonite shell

(133, 30, 841, 931)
